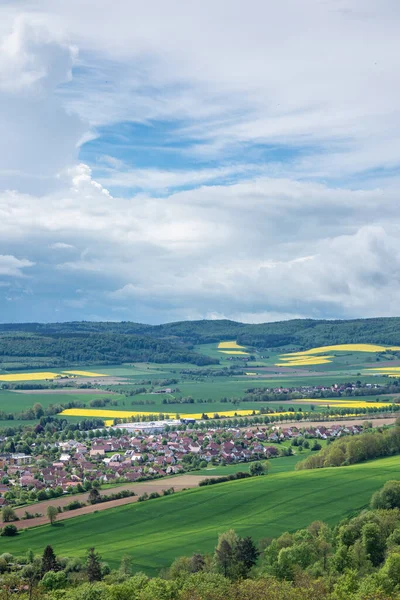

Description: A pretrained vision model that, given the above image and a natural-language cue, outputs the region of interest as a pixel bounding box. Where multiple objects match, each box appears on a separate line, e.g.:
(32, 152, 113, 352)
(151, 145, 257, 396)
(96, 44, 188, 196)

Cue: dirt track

(1, 475, 206, 530)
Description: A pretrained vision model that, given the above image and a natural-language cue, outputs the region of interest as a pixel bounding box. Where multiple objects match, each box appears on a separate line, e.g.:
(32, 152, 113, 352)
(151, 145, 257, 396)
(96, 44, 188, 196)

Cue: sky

(1, 0, 400, 324)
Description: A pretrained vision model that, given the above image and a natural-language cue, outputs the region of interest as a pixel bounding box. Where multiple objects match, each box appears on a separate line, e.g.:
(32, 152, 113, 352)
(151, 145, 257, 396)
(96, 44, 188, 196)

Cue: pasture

(3, 455, 400, 574)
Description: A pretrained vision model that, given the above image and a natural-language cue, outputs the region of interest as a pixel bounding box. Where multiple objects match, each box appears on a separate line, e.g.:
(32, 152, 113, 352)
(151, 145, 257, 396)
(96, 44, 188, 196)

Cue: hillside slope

(3, 455, 400, 573)
(1, 316, 400, 367)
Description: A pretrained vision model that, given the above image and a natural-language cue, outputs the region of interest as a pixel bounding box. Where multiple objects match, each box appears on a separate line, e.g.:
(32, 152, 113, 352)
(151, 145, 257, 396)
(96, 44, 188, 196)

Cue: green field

(4, 455, 400, 574)
(192, 452, 307, 476)
(0, 340, 397, 428)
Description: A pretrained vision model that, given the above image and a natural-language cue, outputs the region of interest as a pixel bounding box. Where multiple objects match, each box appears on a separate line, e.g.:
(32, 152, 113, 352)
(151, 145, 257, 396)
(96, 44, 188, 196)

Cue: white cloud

(0, 12, 86, 193)
(0, 255, 34, 277)
(49, 242, 75, 250)
(11, 0, 398, 180)
(0, 2, 400, 322)
(0, 165, 399, 321)
(97, 164, 262, 193)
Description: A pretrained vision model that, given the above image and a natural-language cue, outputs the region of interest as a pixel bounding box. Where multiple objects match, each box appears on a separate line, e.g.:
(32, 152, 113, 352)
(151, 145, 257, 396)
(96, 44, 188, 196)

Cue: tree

(46, 505, 58, 526)
(21, 564, 40, 600)
(249, 461, 267, 476)
(1, 506, 17, 522)
(88, 488, 101, 505)
(41, 545, 57, 575)
(87, 547, 103, 582)
(1, 524, 17, 537)
(33, 403, 44, 419)
(381, 552, 400, 591)
(234, 536, 259, 577)
(41, 570, 67, 591)
(215, 539, 233, 578)
(371, 480, 400, 510)
(191, 553, 206, 573)
(311, 441, 322, 451)
(119, 554, 133, 576)
(361, 522, 385, 567)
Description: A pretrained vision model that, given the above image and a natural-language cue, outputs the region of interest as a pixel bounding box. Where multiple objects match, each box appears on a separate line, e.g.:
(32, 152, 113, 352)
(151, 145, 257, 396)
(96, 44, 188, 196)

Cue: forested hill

(1, 317, 400, 368)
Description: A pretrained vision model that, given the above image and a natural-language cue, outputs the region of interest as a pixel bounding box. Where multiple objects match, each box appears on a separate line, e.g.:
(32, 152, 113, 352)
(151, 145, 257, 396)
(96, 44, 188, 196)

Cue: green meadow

(4, 455, 400, 574)
(0, 340, 396, 427)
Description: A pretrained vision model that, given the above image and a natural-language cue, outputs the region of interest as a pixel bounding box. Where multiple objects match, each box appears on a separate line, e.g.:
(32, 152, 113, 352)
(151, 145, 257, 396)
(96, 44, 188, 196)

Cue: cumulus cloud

(0, 255, 34, 277)
(0, 2, 400, 323)
(0, 164, 399, 322)
(0, 12, 86, 193)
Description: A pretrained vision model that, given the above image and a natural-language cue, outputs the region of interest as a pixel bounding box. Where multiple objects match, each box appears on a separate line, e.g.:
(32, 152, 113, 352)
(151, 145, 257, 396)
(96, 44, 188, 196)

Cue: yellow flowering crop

(281, 344, 400, 356)
(0, 372, 61, 381)
(60, 408, 260, 421)
(218, 341, 246, 349)
(62, 370, 108, 377)
(276, 356, 332, 366)
(219, 350, 249, 355)
(293, 398, 393, 409)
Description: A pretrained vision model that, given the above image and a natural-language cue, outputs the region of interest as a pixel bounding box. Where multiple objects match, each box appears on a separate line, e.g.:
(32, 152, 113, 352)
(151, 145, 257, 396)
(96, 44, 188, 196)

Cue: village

(0, 421, 366, 510)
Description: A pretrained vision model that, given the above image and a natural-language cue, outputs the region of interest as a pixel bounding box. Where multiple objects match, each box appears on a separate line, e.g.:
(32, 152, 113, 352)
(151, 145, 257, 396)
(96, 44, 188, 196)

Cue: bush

(63, 500, 86, 511)
(371, 480, 400, 509)
(199, 472, 252, 486)
(1, 524, 18, 537)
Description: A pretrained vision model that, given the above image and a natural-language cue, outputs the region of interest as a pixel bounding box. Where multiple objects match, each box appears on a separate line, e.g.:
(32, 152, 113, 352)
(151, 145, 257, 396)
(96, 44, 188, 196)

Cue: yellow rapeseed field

(292, 398, 393, 409)
(60, 408, 260, 421)
(365, 367, 400, 378)
(62, 370, 108, 377)
(366, 367, 400, 372)
(61, 408, 161, 419)
(276, 356, 333, 366)
(218, 341, 246, 349)
(219, 350, 249, 355)
(281, 344, 400, 357)
(245, 372, 257, 376)
(0, 372, 61, 381)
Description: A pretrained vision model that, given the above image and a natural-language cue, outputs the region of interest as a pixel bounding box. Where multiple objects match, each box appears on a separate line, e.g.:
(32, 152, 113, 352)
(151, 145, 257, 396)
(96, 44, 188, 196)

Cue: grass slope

(3, 455, 400, 574)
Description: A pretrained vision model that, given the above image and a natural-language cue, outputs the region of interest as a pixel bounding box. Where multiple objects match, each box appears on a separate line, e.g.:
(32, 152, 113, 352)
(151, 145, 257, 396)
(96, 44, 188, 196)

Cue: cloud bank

(0, 1, 399, 323)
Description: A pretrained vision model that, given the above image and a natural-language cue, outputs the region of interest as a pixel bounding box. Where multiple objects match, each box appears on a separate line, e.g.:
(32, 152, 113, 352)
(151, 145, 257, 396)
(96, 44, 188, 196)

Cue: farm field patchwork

(4, 455, 400, 574)
(0, 340, 397, 428)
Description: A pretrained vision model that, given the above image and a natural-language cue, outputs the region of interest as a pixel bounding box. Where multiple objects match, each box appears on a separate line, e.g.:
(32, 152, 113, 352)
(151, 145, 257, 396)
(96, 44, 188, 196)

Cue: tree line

(297, 420, 400, 470)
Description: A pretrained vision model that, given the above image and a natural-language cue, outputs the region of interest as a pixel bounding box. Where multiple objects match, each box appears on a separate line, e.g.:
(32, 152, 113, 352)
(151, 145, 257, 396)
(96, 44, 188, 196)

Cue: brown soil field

(267, 416, 397, 429)
(1, 475, 208, 530)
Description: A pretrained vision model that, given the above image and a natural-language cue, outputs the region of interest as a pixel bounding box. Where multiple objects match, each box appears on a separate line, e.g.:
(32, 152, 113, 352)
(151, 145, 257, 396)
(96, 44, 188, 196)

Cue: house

(90, 448, 105, 457)
(10, 453, 32, 466)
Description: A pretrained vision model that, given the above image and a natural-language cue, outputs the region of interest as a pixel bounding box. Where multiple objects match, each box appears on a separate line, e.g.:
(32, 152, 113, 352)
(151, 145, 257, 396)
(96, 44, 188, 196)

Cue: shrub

(1, 524, 18, 537)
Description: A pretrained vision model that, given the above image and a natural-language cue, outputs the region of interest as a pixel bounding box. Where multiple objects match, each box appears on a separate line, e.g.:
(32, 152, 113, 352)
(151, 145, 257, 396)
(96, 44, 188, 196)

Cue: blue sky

(0, 0, 400, 324)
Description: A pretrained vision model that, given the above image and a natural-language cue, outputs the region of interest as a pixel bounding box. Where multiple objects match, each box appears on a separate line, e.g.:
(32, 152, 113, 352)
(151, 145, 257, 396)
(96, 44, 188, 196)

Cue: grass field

(192, 452, 307, 476)
(4, 455, 400, 573)
(0, 341, 396, 428)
